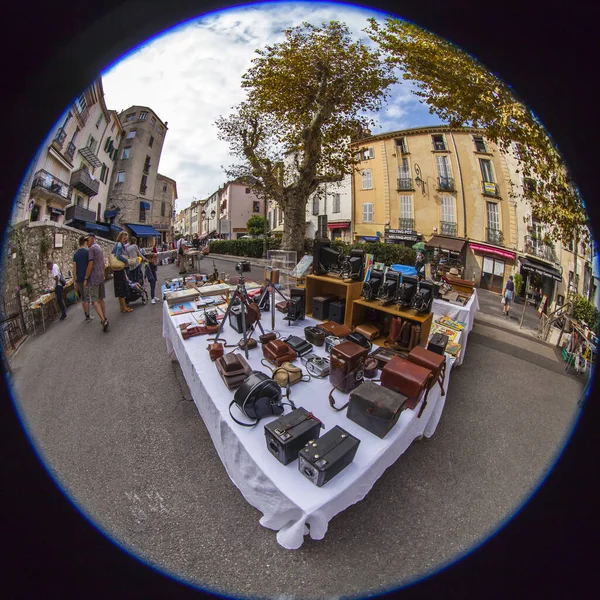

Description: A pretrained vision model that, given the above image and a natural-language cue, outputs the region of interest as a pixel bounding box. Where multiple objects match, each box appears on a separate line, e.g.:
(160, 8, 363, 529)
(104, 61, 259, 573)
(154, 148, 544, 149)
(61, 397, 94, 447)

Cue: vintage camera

(301, 353, 330, 378)
(395, 275, 418, 308)
(377, 270, 400, 304)
(264, 407, 324, 466)
(361, 269, 384, 300)
(283, 335, 313, 357)
(338, 249, 365, 281)
(205, 310, 219, 327)
(324, 335, 344, 353)
(411, 280, 434, 313)
(236, 261, 251, 275)
(228, 303, 246, 333)
(298, 425, 360, 487)
(283, 288, 305, 323)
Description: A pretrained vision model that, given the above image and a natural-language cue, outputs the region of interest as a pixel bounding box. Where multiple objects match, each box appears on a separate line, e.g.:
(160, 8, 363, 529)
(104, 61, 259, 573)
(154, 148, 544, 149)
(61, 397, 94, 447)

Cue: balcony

(65, 204, 96, 223)
(76, 107, 90, 126)
(397, 177, 413, 191)
(440, 221, 457, 236)
(524, 235, 557, 262)
(31, 169, 72, 204)
(65, 142, 76, 161)
(52, 128, 67, 149)
(437, 176, 455, 192)
(486, 228, 504, 245)
(482, 181, 500, 197)
(398, 218, 415, 231)
(70, 168, 99, 197)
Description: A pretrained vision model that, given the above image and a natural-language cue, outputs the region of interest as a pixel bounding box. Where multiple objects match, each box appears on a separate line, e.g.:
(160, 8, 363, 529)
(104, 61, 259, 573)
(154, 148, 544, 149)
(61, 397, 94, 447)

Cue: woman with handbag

(112, 231, 134, 313)
(503, 275, 515, 316)
(125, 236, 145, 285)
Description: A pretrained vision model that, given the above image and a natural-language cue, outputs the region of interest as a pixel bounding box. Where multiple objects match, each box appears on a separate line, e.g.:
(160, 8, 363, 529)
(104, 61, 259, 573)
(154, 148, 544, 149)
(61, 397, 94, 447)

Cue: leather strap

(274, 410, 323, 436)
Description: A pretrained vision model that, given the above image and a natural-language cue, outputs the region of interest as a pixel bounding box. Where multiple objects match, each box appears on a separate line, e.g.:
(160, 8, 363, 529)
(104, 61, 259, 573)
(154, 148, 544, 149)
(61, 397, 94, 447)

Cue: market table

(163, 299, 458, 549)
(432, 288, 479, 366)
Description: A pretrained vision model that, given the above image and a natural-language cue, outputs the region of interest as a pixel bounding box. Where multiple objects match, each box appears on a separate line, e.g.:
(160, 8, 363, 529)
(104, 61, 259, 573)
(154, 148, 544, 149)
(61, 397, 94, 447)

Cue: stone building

(105, 105, 176, 246)
(151, 174, 178, 246)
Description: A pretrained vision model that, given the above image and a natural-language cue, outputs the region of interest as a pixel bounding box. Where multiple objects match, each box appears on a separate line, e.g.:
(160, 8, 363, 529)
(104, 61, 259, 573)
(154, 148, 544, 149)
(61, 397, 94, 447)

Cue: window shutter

(436, 156, 451, 178)
(104, 136, 112, 152)
(399, 195, 412, 220)
(398, 158, 409, 178)
(441, 196, 455, 222)
(362, 169, 372, 190)
(368, 147, 374, 159)
(479, 159, 494, 182)
(486, 202, 499, 229)
(362, 203, 373, 222)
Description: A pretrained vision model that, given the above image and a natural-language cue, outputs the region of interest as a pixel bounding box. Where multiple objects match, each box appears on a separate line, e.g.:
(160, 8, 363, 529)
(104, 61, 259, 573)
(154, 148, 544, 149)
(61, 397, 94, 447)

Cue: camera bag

(347, 381, 407, 439)
(328, 341, 369, 409)
(261, 360, 309, 388)
(407, 346, 446, 395)
(179, 323, 208, 339)
(317, 321, 351, 338)
(354, 324, 380, 341)
(304, 326, 326, 347)
(380, 356, 433, 417)
(215, 352, 253, 389)
(275, 300, 288, 313)
(263, 339, 298, 367)
(259, 332, 279, 344)
(230, 371, 285, 427)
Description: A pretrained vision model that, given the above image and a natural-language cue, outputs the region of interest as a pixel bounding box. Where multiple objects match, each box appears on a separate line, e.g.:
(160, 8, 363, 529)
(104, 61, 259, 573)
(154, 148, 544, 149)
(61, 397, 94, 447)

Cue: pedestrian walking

(177, 236, 187, 274)
(126, 236, 145, 285)
(72, 235, 94, 323)
(46, 261, 67, 320)
(82, 232, 110, 332)
(503, 275, 515, 316)
(145, 253, 160, 304)
(113, 231, 134, 313)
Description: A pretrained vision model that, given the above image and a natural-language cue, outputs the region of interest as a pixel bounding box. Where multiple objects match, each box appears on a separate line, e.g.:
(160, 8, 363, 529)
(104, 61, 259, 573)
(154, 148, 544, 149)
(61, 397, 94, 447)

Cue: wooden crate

(305, 274, 363, 328)
(350, 297, 433, 348)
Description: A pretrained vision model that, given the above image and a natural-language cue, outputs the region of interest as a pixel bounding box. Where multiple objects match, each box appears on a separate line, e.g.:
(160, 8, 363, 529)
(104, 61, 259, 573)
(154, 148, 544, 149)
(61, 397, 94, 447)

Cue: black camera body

(361, 269, 384, 300)
(395, 275, 419, 308)
(205, 310, 219, 326)
(229, 303, 246, 333)
(283, 288, 305, 323)
(411, 280, 434, 313)
(236, 261, 251, 274)
(337, 249, 365, 281)
(264, 407, 324, 466)
(298, 425, 360, 487)
(378, 271, 400, 304)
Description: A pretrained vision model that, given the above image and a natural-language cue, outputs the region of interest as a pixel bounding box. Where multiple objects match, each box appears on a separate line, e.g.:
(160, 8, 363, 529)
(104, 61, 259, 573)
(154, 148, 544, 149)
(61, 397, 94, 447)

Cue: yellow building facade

(351, 126, 519, 293)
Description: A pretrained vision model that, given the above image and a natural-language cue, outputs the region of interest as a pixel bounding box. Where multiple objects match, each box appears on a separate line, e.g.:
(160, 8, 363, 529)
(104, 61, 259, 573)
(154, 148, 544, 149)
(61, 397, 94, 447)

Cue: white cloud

(102, 2, 439, 210)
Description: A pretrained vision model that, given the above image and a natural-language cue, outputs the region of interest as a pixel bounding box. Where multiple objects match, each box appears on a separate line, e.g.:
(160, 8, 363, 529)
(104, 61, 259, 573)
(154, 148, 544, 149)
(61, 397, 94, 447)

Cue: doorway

(480, 255, 505, 293)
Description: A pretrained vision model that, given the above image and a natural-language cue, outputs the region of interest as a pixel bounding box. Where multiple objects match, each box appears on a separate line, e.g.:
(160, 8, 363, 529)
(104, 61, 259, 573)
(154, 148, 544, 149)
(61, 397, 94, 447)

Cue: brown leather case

(263, 339, 298, 366)
(317, 321, 351, 338)
(354, 324, 381, 341)
(238, 337, 258, 350)
(329, 341, 369, 394)
(179, 323, 207, 339)
(215, 353, 253, 389)
(388, 317, 420, 351)
(259, 332, 278, 344)
(207, 341, 224, 361)
(363, 357, 379, 379)
(407, 346, 446, 395)
(206, 324, 220, 335)
(276, 300, 288, 313)
(380, 356, 433, 416)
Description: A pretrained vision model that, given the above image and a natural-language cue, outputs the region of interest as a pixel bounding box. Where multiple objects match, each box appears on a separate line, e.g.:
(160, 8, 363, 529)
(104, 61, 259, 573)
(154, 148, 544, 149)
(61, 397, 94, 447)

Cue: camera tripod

(210, 268, 267, 359)
(256, 271, 289, 330)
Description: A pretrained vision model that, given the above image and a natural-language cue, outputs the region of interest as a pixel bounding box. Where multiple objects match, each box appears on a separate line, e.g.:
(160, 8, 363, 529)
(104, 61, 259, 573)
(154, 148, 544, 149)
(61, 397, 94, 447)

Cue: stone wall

(2, 221, 116, 308)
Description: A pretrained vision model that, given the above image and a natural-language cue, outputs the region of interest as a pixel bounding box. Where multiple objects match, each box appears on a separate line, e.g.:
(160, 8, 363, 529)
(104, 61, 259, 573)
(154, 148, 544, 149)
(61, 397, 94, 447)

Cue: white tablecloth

(163, 301, 456, 549)
(432, 288, 479, 366)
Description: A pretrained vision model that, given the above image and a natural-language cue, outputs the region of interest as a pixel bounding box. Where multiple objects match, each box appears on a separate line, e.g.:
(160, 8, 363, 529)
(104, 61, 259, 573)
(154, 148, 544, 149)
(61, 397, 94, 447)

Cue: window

(362, 147, 375, 160)
(441, 196, 456, 235)
(432, 134, 446, 151)
(97, 204, 102, 221)
(140, 175, 148, 194)
(161, 202, 166, 217)
(333, 193, 341, 213)
(70, 127, 80, 143)
(399, 195, 412, 221)
(362, 169, 373, 190)
(139, 205, 146, 222)
(87, 135, 98, 153)
(122, 147, 131, 159)
(273, 208, 277, 228)
(100, 164, 109, 184)
(150, 116, 157, 127)
(436, 155, 452, 179)
(144, 156, 151, 174)
(116, 171, 125, 183)
(395, 137, 408, 153)
(126, 113, 136, 122)
(473, 136, 487, 152)
(312, 196, 319, 215)
(567, 238, 575, 253)
(398, 158, 410, 188)
(62, 111, 73, 129)
(95, 114, 103, 129)
(253, 201, 260, 213)
(149, 136, 154, 148)
(362, 203, 374, 223)
(157, 126, 164, 135)
(77, 94, 87, 114)
(126, 130, 136, 139)
(139, 111, 148, 120)
(486, 201, 500, 230)
(162, 183, 167, 192)
(76, 195, 84, 207)
(479, 158, 495, 182)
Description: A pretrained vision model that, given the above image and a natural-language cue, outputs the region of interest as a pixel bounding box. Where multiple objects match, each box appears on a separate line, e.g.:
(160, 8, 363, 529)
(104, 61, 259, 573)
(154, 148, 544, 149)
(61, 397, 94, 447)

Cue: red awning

(327, 222, 350, 229)
(469, 242, 516, 260)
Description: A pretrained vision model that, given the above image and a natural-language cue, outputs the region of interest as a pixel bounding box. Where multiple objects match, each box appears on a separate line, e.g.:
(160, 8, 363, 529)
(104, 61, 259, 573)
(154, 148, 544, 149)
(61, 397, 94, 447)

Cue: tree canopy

(216, 21, 396, 256)
(367, 16, 588, 246)
(246, 214, 267, 237)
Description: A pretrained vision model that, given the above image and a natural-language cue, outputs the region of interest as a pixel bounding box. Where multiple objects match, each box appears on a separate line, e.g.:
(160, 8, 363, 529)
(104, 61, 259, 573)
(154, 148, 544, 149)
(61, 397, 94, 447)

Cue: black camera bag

(230, 371, 285, 427)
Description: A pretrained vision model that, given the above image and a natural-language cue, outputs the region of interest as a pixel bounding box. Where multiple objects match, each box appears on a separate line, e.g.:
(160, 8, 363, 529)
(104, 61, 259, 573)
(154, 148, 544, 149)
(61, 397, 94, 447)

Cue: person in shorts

(83, 233, 109, 332)
(503, 275, 515, 316)
(72, 235, 94, 323)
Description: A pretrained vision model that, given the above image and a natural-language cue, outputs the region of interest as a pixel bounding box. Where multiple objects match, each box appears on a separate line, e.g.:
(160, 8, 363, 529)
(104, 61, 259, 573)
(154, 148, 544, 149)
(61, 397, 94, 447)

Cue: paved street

(7, 256, 585, 599)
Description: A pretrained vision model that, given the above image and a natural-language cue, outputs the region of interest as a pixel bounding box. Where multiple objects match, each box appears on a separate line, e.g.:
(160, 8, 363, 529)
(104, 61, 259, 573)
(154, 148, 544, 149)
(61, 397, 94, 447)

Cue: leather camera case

(259, 332, 279, 344)
(304, 326, 326, 347)
(347, 381, 407, 439)
(238, 337, 258, 351)
(317, 321, 351, 338)
(388, 317, 421, 351)
(207, 341, 224, 361)
(179, 323, 207, 339)
(271, 362, 305, 387)
(275, 300, 288, 313)
(216, 352, 253, 389)
(263, 339, 297, 367)
(407, 346, 446, 395)
(369, 346, 405, 370)
(354, 324, 380, 341)
(363, 357, 379, 379)
(329, 341, 369, 394)
(380, 356, 433, 415)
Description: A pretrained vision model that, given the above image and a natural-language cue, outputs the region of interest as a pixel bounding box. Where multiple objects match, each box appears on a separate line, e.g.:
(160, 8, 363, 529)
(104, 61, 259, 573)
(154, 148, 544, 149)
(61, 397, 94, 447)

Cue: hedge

(571, 293, 600, 332)
(209, 237, 417, 266)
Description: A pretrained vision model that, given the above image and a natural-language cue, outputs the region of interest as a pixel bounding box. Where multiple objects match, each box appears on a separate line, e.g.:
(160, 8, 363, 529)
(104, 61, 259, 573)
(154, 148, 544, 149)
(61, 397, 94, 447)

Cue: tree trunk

(281, 198, 307, 260)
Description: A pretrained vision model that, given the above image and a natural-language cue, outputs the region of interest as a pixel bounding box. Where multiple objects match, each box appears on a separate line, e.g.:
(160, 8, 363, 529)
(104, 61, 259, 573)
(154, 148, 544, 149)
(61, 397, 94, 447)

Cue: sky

(102, 1, 443, 212)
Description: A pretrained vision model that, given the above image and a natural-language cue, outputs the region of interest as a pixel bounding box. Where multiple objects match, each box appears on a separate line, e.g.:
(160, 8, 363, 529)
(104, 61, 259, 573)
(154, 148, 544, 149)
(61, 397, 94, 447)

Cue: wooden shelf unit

(349, 297, 433, 348)
(305, 274, 364, 328)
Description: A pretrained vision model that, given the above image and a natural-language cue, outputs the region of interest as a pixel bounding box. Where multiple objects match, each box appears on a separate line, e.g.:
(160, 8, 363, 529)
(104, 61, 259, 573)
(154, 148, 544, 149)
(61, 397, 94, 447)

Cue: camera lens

(303, 467, 314, 478)
(269, 441, 279, 454)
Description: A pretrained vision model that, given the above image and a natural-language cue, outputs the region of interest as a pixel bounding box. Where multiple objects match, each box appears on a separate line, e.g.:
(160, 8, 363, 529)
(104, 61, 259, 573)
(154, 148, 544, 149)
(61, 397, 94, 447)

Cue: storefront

(518, 256, 562, 313)
(327, 221, 351, 241)
(384, 227, 422, 247)
(425, 235, 466, 278)
(468, 242, 516, 294)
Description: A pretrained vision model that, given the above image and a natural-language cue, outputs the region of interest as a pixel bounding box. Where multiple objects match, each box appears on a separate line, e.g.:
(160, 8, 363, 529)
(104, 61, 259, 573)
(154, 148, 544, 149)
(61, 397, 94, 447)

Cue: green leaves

(246, 215, 268, 237)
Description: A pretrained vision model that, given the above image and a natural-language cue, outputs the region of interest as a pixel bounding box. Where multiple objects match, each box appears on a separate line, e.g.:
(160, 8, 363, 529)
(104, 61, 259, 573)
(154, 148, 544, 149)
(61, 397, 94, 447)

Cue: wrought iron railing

(398, 218, 415, 231)
(524, 235, 557, 262)
(53, 128, 67, 148)
(70, 167, 100, 196)
(486, 228, 504, 245)
(65, 142, 76, 161)
(440, 221, 457, 236)
(31, 169, 71, 200)
(397, 177, 413, 191)
(437, 176, 455, 191)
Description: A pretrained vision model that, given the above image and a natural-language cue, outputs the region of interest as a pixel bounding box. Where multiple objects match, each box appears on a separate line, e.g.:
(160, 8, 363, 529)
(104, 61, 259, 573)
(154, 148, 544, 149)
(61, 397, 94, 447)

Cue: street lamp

(414, 163, 426, 196)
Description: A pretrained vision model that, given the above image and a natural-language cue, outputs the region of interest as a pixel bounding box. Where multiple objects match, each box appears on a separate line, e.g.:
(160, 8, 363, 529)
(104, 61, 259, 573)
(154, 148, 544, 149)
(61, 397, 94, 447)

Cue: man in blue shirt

(72, 235, 93, 323)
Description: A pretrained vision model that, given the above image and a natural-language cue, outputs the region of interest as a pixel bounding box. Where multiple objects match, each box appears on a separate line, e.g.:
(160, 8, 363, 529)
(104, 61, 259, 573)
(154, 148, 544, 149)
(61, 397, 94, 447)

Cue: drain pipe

(449, 132, 467, 238)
